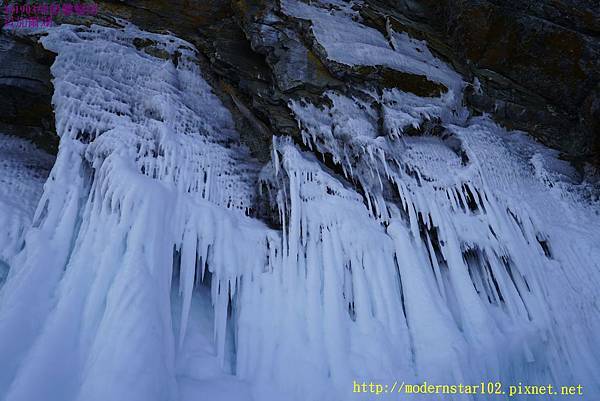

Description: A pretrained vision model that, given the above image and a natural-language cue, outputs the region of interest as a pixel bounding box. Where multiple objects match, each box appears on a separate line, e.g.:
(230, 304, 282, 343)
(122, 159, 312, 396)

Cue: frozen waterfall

(0, 10, 598, 401)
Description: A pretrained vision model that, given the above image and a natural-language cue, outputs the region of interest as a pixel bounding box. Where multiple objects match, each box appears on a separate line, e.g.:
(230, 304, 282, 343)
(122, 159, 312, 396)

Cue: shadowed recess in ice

(0, 10, 598, 401)
(0, 134, 54, 287)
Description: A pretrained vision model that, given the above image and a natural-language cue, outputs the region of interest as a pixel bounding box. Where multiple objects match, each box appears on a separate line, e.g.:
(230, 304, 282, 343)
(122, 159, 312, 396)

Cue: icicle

(178, 226, 197, 349)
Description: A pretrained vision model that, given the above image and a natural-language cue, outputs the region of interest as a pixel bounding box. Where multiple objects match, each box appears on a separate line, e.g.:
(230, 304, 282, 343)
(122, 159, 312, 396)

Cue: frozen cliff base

(0, 133, 54, 286)
(0, 5, 599, 401)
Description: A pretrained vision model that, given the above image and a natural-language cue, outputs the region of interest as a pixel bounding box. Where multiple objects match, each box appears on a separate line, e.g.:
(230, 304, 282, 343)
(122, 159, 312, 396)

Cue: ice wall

(0, 11, 598, 401)
(0, 22, 270, 401)
(0, 134, 54, 287)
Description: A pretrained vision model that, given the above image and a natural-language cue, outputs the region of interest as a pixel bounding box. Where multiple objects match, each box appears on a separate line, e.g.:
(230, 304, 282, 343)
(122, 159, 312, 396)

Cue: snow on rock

(279, 0, 463, 91)
(0, 14, 598, 401)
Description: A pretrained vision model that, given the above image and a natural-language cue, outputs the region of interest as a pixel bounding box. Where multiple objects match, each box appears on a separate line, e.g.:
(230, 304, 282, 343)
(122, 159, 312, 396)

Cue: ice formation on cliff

(0, 134, 54, 287)
(0, 3, 598, 401)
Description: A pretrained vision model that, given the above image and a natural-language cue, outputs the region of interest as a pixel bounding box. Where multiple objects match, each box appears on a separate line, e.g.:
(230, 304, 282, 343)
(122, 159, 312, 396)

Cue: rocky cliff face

(0, 32, 57, 154)
(383, 0, 600, 165)
(95, 0, 600, 166)
(3, 0, 598, 166)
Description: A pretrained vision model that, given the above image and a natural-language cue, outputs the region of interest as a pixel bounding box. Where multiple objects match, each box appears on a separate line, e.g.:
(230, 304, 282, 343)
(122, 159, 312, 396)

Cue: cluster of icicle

(284, 86, 600, 400)
(0, 16, 598, 401)
(0, 22, 273, 401)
